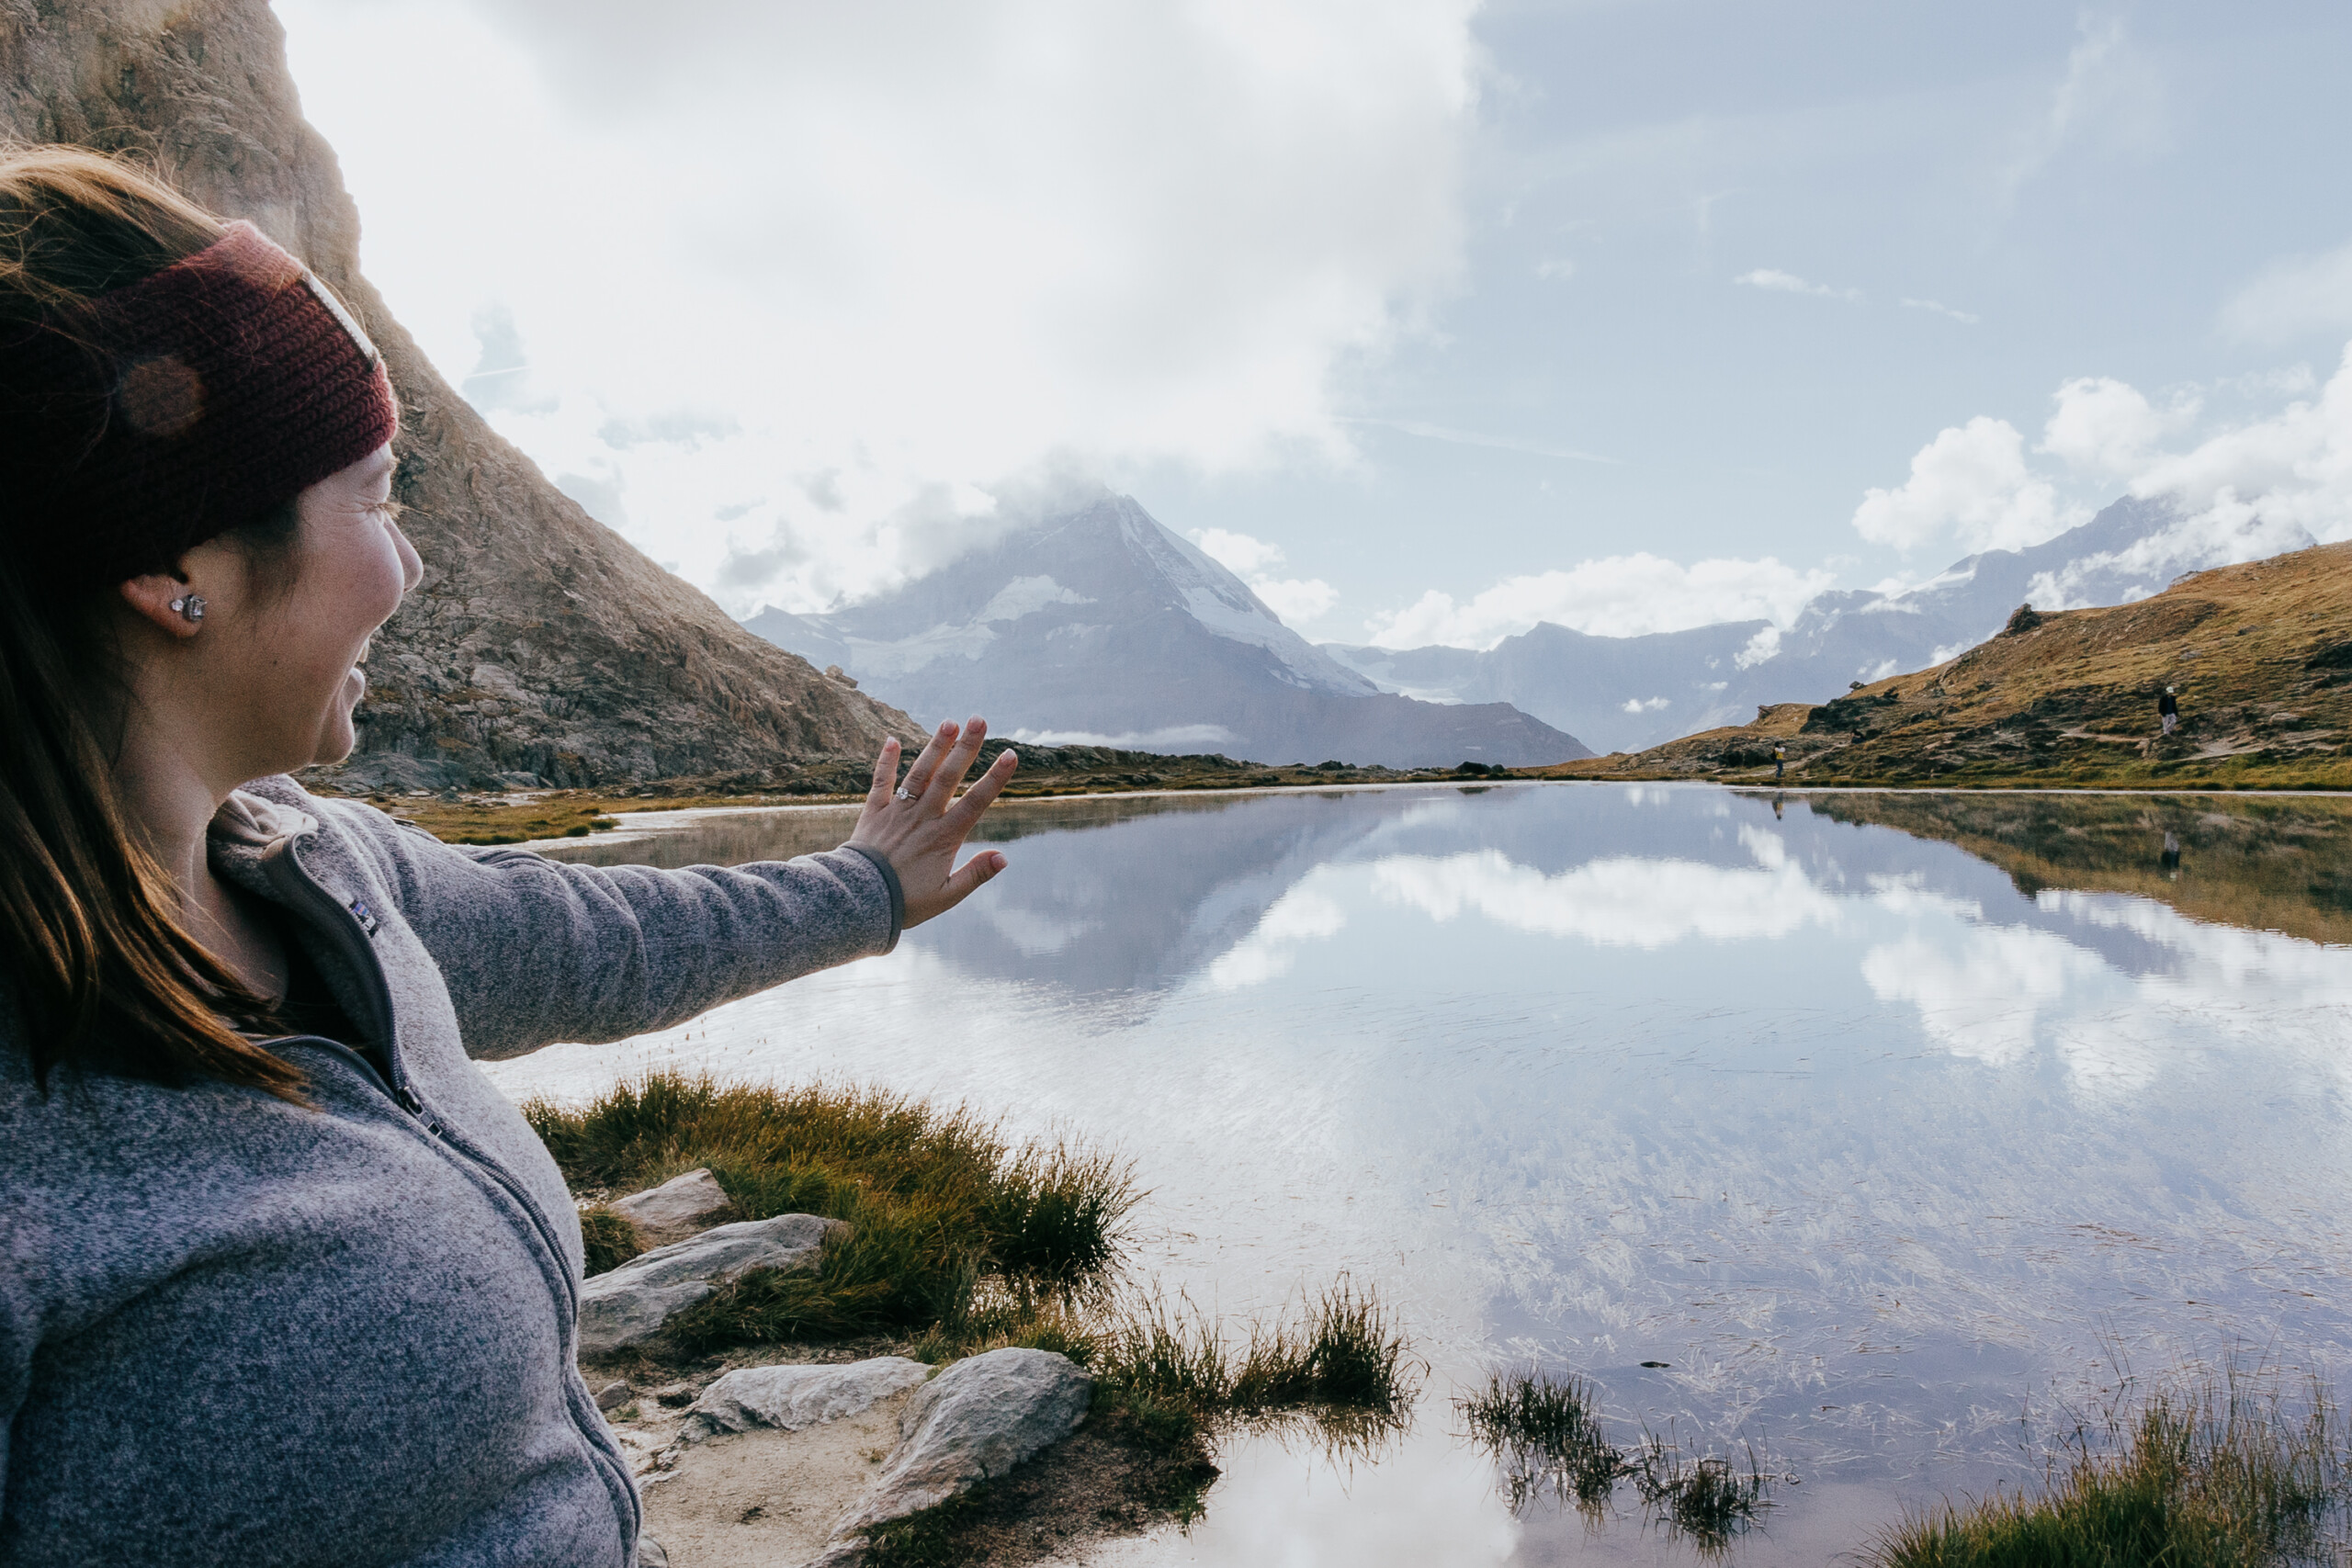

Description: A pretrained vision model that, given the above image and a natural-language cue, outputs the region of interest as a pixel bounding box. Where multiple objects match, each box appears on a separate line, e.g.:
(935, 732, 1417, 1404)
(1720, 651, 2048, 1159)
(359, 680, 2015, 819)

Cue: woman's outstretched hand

(847, 717, 1019, 929)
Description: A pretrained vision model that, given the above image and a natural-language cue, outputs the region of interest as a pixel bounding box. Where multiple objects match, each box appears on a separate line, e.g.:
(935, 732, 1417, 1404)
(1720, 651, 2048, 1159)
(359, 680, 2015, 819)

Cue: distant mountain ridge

(1326, 496, 2317, 754)
(744, 494, 1591, 768)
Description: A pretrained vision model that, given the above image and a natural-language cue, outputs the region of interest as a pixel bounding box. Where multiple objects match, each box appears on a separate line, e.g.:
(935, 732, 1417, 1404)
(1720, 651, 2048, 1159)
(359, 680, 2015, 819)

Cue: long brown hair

(0, 144, 304, 1098)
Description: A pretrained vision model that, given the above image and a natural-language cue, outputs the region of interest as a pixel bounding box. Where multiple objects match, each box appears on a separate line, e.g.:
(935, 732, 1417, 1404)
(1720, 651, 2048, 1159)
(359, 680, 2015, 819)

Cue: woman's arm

(334, 719, 1017, 1060)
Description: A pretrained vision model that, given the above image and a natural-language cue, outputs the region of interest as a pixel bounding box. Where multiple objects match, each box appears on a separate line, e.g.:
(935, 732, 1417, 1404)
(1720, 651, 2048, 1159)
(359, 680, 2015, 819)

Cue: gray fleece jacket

(0, 775, 902, 1568)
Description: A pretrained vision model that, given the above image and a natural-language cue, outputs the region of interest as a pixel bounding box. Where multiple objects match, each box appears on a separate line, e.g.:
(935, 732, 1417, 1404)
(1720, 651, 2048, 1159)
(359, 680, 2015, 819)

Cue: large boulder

(609, 1168, 733, 1248)
(819, 1348, 1091, 1558)
(577, 1213, 840, 1357)
(675, 1357, 933, 1447)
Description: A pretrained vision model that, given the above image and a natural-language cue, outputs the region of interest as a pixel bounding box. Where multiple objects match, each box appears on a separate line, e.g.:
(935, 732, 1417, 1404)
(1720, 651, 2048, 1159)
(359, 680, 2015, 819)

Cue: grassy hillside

(1543, 541, 2352, 790)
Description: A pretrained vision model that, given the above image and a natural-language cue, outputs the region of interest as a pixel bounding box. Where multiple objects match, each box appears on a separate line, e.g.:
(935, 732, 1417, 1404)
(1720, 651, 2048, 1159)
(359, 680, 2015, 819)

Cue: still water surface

(488, 783, 2352, 1564)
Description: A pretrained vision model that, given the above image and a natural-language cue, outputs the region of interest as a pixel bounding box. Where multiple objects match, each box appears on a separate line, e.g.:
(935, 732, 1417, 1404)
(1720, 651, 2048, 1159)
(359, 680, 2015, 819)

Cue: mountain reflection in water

(509, 784, 2352, 1566)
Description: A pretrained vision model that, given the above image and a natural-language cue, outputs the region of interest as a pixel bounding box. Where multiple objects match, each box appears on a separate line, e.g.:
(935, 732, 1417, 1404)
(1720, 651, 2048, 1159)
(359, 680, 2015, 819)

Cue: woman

(0, 146, 1016, 1567)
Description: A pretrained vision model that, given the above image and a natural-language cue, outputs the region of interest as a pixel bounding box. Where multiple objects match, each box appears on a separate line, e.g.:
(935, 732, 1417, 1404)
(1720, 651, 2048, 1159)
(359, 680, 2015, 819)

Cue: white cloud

(2000, 16, 2164, 201)
(1192, 527, 1286, 577)
(1190, 527, 1340, 627)
(1735, 268, 1859, 301)
(1851, 415, 2086, 553)
(1534, 257, 1576, 282)
(1250, 576, 1342, 625)
(1207, 887, 1349, 989)
(1620, 696, 1669, 714)
(1363, 553, 1834, 649)
(1370, 849, 1843, 948)
(2018, 357, 2352, 606)
(279, 0, 1479, 614)
(1900, 298, 1980, 325)
(2220, 240, 2352, 345)
(2040, 377, 2197, 478)
(1734, 625, 1782, 669)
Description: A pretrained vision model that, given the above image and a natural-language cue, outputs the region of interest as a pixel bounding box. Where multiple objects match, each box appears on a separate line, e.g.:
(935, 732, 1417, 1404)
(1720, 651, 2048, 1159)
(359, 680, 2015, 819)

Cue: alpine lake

(482, 781, 2352, 1566)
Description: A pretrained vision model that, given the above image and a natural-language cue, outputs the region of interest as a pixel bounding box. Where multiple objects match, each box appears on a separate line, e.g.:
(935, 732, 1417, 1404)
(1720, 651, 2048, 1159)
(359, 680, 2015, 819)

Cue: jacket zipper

(259, 833, 639, 1547)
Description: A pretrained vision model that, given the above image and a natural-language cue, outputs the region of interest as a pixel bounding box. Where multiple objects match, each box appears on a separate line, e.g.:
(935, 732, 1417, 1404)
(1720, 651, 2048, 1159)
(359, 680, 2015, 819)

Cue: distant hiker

(1774, 742, 1787, 780)
(2159, 685, 2179, 736)
(0, 146, 1024, 1568)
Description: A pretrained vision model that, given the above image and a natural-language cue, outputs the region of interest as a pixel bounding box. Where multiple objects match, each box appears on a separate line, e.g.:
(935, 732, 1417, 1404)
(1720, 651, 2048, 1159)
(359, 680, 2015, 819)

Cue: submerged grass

(1457, 1367, 1771, 1547)
(524, 1070, 1141, 1345)
(1099, 1282, 1418, 1421)
(1459, 1367, 1623, 1510)
(1872, 1371, 2346, 1568)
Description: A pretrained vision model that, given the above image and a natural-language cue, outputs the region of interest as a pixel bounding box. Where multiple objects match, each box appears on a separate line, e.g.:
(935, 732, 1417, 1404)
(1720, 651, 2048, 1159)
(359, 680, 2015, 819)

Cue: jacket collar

(208, 781, 319, 858)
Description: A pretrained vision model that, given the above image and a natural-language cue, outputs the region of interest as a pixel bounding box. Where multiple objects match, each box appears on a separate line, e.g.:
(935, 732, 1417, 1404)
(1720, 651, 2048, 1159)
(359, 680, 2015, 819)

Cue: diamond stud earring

(168, 593, 207, 623)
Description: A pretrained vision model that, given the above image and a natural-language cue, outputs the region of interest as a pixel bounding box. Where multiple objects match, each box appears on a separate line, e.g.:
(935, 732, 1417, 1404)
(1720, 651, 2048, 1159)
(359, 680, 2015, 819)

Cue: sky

(277, 0, 2352, 649)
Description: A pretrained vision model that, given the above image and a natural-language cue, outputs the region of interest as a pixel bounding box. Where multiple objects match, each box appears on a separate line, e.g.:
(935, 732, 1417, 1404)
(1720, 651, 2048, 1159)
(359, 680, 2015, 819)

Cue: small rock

(821, 1348, 1091, 1553)
(609, 1168, 734, 1247)
(594, 1380, 632, 1413)
(677, 1357, 932, 1446)
(648, 1382, 701, 1409)
(577, 1213, 842, 1357)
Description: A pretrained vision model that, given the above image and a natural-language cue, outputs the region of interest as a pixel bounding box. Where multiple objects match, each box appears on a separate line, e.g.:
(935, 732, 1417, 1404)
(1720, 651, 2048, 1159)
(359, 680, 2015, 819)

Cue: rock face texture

(608, 1168, 734, 1248)
(820, 1348, 1091, 1557)
(676, 1357, 933, 1446)
(0, 0, 922, 789)
(577, 1213, 840, 1357)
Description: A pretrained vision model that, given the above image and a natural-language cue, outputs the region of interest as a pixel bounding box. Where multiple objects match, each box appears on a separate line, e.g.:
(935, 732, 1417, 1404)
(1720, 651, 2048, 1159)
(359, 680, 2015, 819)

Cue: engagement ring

(893, 786, 915, 801)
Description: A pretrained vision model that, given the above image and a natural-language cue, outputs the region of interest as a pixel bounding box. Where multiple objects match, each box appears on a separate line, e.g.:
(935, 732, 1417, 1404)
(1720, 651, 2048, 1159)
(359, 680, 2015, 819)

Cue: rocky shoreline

(578, 1170, 1183, 1568)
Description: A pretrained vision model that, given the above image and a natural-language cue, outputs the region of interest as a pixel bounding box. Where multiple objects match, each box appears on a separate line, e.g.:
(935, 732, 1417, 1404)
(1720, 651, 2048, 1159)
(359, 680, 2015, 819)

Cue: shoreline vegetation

(328, 758, 2351, 854)
(524, 1072, 1418, 1562)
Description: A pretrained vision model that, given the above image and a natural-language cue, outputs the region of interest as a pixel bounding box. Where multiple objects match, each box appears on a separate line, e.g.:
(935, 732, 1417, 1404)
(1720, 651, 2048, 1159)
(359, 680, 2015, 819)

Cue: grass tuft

(1457, 1367, 1771, 1545)
(576, 1204, 641, 1278)
(1086, 1279, 1420, 1450)
(523, 1071, 1140, 1348)
(1459, 1366, 1623, 1510)
(1630, 1434, 1772, 1540)
(1871, 1371, 2346, 1568)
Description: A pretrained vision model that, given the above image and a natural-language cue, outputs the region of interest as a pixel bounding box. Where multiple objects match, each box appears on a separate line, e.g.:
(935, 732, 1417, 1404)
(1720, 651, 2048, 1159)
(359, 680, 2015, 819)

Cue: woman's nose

(393, 521, 424, 594)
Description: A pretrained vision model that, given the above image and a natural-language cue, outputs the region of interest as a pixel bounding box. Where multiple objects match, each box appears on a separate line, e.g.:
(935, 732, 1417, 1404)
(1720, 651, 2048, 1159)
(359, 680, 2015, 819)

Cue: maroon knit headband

(1, 220, 399, 587)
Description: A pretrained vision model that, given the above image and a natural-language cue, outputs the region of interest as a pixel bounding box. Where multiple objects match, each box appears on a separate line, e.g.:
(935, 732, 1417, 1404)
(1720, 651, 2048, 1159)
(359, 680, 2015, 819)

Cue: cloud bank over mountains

(1378, 343, 2352, 653)
(282, 0, 1480, 613)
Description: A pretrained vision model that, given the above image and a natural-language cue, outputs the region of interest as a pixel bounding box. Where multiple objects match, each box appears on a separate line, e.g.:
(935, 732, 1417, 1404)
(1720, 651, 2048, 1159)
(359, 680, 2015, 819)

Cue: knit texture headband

(0, 220, 399, 587)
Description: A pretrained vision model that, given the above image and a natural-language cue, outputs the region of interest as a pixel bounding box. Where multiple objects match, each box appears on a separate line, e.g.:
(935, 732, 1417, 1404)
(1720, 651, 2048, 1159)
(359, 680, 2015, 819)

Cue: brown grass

(1543, 541, 2352, 791)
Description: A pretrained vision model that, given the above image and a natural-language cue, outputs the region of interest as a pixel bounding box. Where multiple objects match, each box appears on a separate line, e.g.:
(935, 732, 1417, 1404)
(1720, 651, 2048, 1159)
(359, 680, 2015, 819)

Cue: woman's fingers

(865, 737, 901, 807)
(920, 716, 989, 809)
(938, 850, 1008, 912)
(899, 721, 958, 799)
(943, 748, 1018, 832)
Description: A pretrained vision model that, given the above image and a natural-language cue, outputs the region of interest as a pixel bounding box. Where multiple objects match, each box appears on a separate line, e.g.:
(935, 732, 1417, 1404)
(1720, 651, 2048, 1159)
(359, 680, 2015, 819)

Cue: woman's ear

(118, 543, 234, 639)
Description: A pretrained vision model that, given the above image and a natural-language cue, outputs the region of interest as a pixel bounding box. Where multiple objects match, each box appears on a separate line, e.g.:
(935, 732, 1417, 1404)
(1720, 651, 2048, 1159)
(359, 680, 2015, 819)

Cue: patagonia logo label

(348, 897, 380, 937)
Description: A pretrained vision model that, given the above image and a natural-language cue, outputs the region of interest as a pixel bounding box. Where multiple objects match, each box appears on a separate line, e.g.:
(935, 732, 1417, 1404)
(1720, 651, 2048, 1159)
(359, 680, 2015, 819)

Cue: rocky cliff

(0, 0, 922, 789)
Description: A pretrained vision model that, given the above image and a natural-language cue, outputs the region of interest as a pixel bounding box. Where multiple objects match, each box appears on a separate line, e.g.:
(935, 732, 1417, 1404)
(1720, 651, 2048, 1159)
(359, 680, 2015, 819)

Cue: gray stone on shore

(678, 1357, 933, 1447)
(610, 1168, 734, 1247)
(816, 1348, 1091, 1562)
(577, 1213, 842, 1357)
